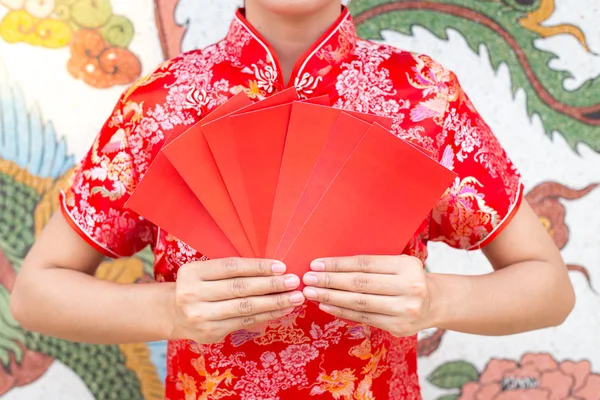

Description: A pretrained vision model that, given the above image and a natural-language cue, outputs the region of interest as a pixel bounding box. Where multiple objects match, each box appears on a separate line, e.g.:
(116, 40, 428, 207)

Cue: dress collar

(225, 6, 357, 96)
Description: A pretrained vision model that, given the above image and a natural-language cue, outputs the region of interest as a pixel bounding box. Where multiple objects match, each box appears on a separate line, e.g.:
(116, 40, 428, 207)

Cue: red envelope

(161, 89, 306, 257)
(266, 103, 393, 258)
(281, 123, 457, 279)
(227, 97, 331, 257)
(275, 112, 373, 259)
(200, 88, 303, 256)
(125, 92, 251, 259)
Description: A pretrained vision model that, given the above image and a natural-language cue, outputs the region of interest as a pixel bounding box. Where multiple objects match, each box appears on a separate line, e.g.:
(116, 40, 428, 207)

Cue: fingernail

(310, 261, 325, 271)
(303, 288, 318, 299)
(271, 262, 286, 274)
(289, 292, 305, 304)
(284, 275, 300, 289)
(303, 273, 318, 286)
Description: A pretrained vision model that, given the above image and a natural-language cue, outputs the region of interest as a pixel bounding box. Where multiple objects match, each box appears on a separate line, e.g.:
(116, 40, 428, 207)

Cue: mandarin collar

(225, 6, 357, 97)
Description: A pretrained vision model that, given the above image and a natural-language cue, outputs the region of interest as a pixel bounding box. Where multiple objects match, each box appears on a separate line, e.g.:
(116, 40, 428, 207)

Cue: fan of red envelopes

(125, 88, 457, 283)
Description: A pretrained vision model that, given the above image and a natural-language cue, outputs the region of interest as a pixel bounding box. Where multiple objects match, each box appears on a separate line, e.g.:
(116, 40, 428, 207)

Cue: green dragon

(0, 61, 163, 399)
(349, 0, 600, 152)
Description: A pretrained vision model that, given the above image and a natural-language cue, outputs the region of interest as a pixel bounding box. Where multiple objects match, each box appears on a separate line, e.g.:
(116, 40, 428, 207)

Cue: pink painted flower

(459, 353, 600, 400)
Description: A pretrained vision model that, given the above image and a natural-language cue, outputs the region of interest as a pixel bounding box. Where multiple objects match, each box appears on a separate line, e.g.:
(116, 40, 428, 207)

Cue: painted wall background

(0, 0, 599, 399)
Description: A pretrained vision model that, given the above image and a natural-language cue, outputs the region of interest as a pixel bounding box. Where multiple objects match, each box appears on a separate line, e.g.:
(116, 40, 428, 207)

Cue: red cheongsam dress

(60, 6, 523, 400)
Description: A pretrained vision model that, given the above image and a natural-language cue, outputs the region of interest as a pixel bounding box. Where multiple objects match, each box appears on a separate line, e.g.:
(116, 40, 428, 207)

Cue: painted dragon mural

(1, 0, 599, 398)
(350, 0, 600, 152)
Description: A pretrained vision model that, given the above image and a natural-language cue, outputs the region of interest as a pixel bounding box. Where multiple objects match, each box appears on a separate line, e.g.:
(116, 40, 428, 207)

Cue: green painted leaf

(428, 360, 479, 389)
(0, 173, 39, 263)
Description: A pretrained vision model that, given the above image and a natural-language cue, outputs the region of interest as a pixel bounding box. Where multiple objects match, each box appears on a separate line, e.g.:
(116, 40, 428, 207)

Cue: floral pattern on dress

(61, 6, 522, 398)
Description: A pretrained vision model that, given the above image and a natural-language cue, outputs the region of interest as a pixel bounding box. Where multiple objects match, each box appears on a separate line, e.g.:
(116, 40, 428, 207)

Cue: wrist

(423, 273, 448, 329)
(156, 282, 178, 340)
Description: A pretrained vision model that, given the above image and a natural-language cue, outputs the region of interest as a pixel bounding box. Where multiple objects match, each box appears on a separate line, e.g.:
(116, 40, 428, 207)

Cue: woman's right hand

(171, 257, 305, 344)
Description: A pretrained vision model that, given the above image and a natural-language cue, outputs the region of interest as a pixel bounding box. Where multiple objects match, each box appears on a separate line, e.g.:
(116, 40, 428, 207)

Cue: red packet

(125, 93, 250, 259)
(275, 113, 372, 259)
(266, 103, 392, 258)
(161, 101, 264, 257)
(228, 97, 331, 257)
(201, 88, 302, 256)
(282, 123, 456, 279)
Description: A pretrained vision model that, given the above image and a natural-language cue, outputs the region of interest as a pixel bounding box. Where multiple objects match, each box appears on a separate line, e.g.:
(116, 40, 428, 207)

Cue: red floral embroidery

(61, 6, 522, 399)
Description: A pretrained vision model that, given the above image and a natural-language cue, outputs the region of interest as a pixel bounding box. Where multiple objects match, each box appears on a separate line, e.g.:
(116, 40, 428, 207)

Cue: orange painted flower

(458, 353, 600, 400)
(67, 29, 141, 88)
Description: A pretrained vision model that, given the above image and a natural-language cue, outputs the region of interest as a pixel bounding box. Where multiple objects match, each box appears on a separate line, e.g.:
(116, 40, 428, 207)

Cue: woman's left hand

(302, 255, 435, 337)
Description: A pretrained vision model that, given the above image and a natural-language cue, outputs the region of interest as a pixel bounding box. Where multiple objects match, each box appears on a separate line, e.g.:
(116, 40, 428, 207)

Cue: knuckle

(176, 263, 191, 279)
(241, 316, 256, 328)
(410, 281, 427, 298)
(331, 259, 342, 272)
(322, 290, 331, 304)
(186, 310, 206, 326)
(354, 297, 368, 311)
(405, 303, 422, 319)
(256, 259, 268, 275)
(270, 276, 281, 292)
(358, 312, 370, 324)
(223, 257, 240, 272)
(175, 288, 197, 306)
(274, 294, 286, 309)
(323, 273, 333, 289)
(237, 298, 254, 315)
(352, 274, 369, 292)
(178, 262, 202, 281)
(356, 255, 372, 272)
(229, 277, 248, 296)
(401, 255, 422, 268)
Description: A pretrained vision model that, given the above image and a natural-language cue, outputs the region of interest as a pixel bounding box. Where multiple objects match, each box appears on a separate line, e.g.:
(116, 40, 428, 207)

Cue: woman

(11, 1, 575, 398)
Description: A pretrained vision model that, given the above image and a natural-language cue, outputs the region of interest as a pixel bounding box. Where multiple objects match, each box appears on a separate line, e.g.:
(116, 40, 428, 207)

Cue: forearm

(426, 260, 574, 335)
(11, 266, 176, 344)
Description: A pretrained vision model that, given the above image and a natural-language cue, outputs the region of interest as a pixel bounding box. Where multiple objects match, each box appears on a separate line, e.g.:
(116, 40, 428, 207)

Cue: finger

(200, 274, 301, 301)
(195, 258, 287, 281)
(310, 255, 405, 274)
(303, 271, 401, 295)
(208, 291, 306, 320)
(318, 304, 394, 332)
(221, 307, 297, 333)
(302, 287, 397, 316)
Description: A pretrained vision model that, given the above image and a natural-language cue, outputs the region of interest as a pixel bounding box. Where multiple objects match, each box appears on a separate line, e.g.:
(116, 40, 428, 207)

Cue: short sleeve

(59, 94, 153, 258)
(428, 72, 524, 250)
